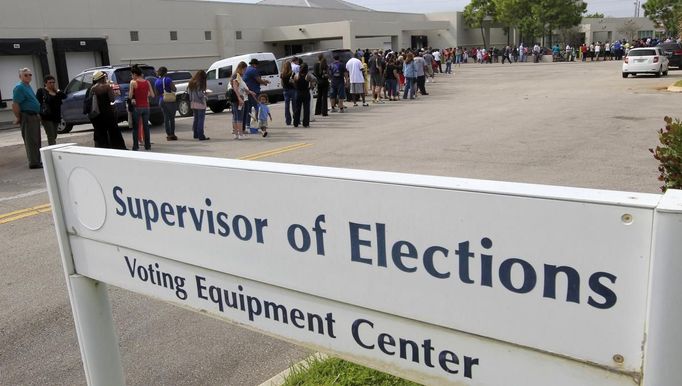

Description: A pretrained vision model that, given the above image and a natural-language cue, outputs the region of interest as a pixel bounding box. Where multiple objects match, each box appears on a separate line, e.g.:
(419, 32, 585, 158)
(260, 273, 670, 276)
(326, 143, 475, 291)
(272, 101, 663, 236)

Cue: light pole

(634, 0, 641, 18)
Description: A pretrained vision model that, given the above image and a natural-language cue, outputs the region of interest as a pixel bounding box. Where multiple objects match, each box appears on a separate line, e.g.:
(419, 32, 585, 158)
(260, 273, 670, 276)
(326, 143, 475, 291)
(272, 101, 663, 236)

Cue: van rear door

(257, 60, 281, 93)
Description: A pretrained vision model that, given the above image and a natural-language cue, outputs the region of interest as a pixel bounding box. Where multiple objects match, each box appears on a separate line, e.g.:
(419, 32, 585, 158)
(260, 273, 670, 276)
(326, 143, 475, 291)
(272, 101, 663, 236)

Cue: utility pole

(634, 0, 641, 18)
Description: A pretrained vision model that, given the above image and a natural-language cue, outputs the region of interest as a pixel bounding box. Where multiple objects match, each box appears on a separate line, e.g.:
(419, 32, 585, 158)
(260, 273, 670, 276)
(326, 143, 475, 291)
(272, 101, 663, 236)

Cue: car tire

(57, 117, 74, 134)
(656, 67, 662, 77)
(664, 69, 669, 76)
(209, 101, 227, 114)
(177, 95, 193, 117)
(150, 112, 164, 126)
(622, 72, 628, 78)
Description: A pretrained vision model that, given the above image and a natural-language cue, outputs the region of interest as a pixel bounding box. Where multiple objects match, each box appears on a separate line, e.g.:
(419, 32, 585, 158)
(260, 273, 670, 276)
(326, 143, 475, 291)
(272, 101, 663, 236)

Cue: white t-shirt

(345, 57, 364, 83)
(291, 62, 300, 74)
(433, 51, 441, 61)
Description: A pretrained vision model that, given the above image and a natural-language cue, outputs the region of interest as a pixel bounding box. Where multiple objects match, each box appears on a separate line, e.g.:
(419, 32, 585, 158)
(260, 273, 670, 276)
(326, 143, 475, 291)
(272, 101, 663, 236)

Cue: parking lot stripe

(239, 143, 312, 161)
(0, 205, 52, 224)
(1, 143, 313, 224)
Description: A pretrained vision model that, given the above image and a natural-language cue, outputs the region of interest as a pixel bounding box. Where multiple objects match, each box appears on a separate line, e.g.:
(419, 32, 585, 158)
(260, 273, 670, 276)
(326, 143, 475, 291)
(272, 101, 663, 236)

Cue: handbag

(161, 77, 176, 102)
(88, 89, 100, 119)
(39, 88, 51, 116)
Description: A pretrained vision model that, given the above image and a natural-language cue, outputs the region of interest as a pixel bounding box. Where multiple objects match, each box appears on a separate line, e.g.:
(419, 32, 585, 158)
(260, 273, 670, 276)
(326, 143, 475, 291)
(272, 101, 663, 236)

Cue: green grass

(674, 80, 682, 87)
(282, 356, 422, 386)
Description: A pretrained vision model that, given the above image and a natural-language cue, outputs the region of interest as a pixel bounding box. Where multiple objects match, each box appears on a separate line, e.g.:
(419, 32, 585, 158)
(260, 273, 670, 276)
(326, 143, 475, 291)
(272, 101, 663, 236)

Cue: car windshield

(168, 72, 192, 81)
(628, 50, 657, 57)
(257, 60, 279, 76)
(113, 66, 156, 83)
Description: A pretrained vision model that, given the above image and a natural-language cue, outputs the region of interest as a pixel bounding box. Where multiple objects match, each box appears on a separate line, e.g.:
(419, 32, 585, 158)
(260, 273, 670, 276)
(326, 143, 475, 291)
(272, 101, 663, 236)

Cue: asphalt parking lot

(0, 59, 678, 385)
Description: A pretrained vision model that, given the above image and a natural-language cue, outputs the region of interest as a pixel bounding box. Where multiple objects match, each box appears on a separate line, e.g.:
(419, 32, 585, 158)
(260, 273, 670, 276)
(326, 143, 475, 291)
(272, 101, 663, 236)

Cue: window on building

(130, 31, 139, 41)
(170, 31, 178, 41)
(638, 30, 654, 39)
(236, 31, 242, 40)
(205, 31, 212, 40)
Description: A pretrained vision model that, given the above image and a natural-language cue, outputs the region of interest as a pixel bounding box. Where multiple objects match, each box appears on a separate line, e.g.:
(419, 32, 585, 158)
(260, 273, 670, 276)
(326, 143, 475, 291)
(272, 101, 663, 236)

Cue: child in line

(257, 94, 272, 137)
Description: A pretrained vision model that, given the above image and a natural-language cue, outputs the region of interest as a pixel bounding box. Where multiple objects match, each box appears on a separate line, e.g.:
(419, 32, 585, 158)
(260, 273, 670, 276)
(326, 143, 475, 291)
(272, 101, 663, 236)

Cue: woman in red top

(129, 65, 154, 150)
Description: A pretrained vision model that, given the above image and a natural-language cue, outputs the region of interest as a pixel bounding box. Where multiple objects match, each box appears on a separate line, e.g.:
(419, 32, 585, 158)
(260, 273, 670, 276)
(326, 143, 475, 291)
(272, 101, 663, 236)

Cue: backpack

(330, 62, 343, 78)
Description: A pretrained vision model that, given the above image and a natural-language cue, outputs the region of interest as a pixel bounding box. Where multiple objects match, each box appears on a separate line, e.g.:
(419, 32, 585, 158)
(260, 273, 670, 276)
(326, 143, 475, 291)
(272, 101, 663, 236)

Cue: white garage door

(0, 55, 41, 101)
(65, 51, 100, 80)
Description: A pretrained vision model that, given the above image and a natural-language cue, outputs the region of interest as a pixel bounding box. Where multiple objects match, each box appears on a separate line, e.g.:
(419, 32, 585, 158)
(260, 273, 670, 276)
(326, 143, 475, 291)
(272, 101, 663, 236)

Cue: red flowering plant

(650, 116, 682, 192)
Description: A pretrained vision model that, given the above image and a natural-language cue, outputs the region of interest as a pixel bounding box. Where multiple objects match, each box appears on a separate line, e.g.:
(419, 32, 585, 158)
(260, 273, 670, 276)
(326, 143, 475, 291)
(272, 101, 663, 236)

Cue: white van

(206, 52, 282, 106)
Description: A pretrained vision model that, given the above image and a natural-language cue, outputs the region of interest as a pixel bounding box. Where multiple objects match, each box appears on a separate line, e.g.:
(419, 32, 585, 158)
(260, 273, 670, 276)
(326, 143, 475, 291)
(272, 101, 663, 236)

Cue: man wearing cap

(242, 58, 270, 132)
(12, 68, 42, 169)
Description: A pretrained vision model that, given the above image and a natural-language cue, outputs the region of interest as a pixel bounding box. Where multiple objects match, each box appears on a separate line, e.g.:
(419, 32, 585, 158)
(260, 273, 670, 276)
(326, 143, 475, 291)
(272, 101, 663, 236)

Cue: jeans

(283, 88, 296, 124)
(160, 100, 177, 136)
(192, 108, 206, 139)
(445, 61, 452, 73)
(132, 107, 150, 150)
(293, 95, 310, 127)
(242, 94, 258, 129)
(385, 79, 398, 98)
(403, 77, 415, 99)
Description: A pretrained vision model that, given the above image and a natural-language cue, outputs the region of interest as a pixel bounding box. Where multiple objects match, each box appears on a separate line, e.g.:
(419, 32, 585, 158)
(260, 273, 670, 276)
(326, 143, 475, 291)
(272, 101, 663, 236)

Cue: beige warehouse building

(0, 0, 659, 108)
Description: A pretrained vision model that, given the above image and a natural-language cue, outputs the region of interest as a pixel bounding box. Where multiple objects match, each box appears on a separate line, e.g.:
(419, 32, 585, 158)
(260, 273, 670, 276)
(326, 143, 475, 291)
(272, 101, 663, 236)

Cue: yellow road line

(0, 206, 52, 224)
(239, 142, 312, 161)
(0, 203, 52, 220)
(1, 142, 313, 225)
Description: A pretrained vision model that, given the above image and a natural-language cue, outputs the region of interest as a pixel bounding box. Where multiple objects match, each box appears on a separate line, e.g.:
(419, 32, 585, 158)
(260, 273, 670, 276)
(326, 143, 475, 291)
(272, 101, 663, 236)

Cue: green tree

(584, 12, 605, 18)
(494, 0, 540, 44)
(643, 0, 682, 38)
(463, 0, 497, 48)
(531, 0, 586, 46)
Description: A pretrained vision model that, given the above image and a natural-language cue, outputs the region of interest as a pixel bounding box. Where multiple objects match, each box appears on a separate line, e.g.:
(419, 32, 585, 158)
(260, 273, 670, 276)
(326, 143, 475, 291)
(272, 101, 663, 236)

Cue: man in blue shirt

(12, 68, 43, 169)
(241, 59, 270, 131)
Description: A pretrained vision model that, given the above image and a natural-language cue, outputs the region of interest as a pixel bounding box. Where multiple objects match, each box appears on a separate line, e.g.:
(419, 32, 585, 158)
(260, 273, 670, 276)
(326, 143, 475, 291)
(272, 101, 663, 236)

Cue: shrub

(650, 116, 682, 191)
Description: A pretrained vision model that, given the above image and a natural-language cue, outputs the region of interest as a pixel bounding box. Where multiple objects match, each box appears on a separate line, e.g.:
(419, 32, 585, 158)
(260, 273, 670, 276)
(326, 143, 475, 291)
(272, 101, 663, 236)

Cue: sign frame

(41, 144, 682, 386)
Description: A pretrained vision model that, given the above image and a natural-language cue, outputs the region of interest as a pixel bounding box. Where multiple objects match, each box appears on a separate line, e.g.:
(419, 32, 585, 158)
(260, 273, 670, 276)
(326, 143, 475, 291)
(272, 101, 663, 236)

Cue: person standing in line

(328, 55, 347, 112)
(383, 54, 399, 101)
(423, 50, 435, 82)
(154, 66, 177, 141)
(231, 61, 255, 140)
(187, 70, 210, 141)
(12, 68, 42, 169)
(36, 74, 65, 146)
(581, 43, 588, 62)
(89, 71, 126, 149)
(432, 49, 442, 73)
(594, 42, 601, 61)
(346, 53, 367, 107)
(292, 63, 316, 128)
(129, 65, 155, 150)
(414, 52, 428, 96)
(241, 59, 270, 133)
(313, 54, 330, 116)
(368, 51, 384, 103)
(402, 52, 416, 100)
(280, 60, 296, 125)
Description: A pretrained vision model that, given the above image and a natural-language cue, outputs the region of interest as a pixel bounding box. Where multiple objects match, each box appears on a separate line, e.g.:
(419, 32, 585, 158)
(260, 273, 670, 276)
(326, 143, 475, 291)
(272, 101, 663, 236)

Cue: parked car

(622, 47, 669, 78)
(656, 42, 682, 69)
(175, 52, 282, 117)
(58, 64, 164, 133)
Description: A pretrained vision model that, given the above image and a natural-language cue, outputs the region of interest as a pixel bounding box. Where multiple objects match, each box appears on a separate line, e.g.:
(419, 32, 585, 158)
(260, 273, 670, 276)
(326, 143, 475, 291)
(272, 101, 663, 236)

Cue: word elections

(349, 222, 618, 310)
(113, 186, 267, 240)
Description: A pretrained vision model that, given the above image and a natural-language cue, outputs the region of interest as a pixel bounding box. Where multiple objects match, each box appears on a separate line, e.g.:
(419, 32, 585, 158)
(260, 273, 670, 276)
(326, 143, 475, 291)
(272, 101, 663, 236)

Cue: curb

(258, 353, 327, 386)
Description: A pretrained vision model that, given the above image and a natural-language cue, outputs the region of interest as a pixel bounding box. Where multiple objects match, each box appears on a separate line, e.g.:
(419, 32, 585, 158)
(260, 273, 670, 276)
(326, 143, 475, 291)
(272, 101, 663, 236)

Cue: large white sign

(42, 145, 682, 386)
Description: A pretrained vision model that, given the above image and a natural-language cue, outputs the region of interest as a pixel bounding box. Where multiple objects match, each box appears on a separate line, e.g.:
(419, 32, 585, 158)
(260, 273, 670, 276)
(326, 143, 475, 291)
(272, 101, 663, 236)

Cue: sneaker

(353, 103, 358, 107)
(340, 107, 346, 113)
(233, 134, 239, 140)
(262, 131, 268, 137)
(362, 103, 369, 107)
